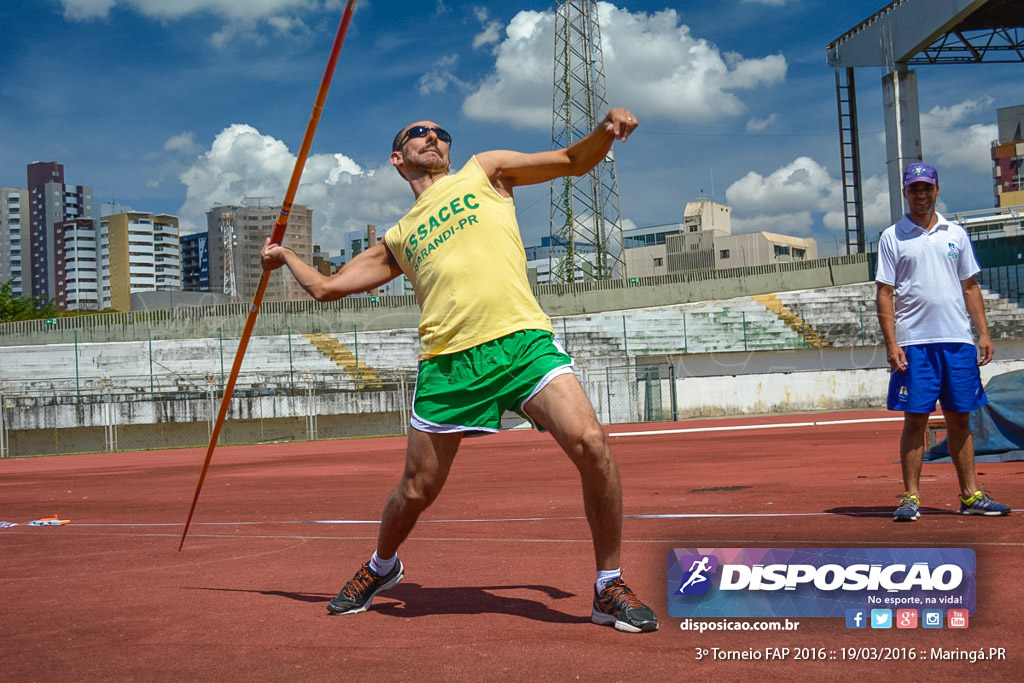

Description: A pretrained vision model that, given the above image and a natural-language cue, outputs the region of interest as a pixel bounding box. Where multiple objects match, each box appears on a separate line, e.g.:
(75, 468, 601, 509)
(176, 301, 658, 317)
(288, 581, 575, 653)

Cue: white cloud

(164, 131, 200, 155)
(823, 174, 891, 233)
(920, 98, 998, 173)
(62, 0, 318, 48)
(267, 15, 311, 36)
(726, 157, 840, 216)
(473, 21, 502, 49)
(746, 114, 778, 132)
(462, 10, 552, 129)
(177, 124, 412, 252)
(722, 52, 787, 89)
(740, 0, 793, 6)
(871, 97, 998, 175)
(726, 156, 897, 242)
(725, 157, 843, 236)
(62, 0, 115, 20)
(62, 0, 314, 22)
(730, 210, 816, 236)
(208, 22, 262, 49)
(462, 2, 787, 129)
(417, 55, 464, 96)
(472, 8, 503, 49)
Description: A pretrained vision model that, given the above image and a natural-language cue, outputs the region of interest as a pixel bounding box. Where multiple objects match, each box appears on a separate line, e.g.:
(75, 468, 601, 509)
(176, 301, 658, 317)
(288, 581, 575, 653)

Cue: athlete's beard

(406, 145, 449, 175)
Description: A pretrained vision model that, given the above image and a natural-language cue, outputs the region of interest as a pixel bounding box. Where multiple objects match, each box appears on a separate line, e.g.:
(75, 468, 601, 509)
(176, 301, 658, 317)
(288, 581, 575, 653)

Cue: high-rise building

(338, 224, 412, 296)
(312, 244, 336, 277)
(180, 232, 210, 292)
(993, 105, 1024, 208)
(27, 162, 94, 305)
(57, 217, 102, 310)
(205, 198, 313, 302)
(0, 187, 28, 297)
(101, 211, 181, 311)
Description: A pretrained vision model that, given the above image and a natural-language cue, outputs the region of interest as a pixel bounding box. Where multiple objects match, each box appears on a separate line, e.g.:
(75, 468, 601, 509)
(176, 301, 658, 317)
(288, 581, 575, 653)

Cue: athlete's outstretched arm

(261, 239, 402, 302)
(476, 108, 638, 197)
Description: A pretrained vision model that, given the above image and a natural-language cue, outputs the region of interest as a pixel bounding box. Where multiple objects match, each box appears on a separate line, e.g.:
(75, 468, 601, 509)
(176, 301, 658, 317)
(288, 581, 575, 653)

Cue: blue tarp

(926, 369, 1024, 463)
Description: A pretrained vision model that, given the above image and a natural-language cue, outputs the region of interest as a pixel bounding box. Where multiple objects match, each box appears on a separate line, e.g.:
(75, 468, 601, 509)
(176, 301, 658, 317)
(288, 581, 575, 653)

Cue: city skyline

(1, 1, 1020, 258)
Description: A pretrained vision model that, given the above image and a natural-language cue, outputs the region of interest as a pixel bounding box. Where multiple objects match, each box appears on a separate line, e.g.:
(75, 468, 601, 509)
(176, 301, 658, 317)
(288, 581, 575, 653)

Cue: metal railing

(1, 363, 674, 458)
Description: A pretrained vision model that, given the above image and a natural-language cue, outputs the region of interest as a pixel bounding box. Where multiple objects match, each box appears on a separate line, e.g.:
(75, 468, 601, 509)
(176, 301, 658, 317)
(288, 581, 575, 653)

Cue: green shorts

(410, 329, 575, 434)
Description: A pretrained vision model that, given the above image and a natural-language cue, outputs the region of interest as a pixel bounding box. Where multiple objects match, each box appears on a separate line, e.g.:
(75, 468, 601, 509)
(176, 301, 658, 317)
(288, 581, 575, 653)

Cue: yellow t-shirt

(383, 156, 552, 359)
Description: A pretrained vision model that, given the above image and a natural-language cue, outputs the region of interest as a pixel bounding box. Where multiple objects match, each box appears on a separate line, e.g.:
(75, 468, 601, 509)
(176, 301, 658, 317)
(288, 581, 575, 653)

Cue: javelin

(179, 0, 359, 551)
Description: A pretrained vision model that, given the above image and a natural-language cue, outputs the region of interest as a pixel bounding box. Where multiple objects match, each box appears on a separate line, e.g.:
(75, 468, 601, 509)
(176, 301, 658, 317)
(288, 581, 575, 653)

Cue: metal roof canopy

(826, 0, 1024, 253)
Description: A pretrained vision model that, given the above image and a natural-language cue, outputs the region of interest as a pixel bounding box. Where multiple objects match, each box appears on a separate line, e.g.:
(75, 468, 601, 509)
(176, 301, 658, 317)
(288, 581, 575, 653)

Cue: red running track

(1, 410, 1020, 680)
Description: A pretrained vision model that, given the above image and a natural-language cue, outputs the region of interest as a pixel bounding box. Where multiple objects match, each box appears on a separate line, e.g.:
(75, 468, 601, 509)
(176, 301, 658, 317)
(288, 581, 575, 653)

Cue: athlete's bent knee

(569, 425, 612, 468)
(398, 475, 444, 511)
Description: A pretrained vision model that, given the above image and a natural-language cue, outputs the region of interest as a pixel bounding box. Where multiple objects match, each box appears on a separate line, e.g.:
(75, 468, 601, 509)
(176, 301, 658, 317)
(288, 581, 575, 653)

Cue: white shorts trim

(518, 362, 575, 414)
(408, 336, 575, 435)
(409, 412, 499, 435)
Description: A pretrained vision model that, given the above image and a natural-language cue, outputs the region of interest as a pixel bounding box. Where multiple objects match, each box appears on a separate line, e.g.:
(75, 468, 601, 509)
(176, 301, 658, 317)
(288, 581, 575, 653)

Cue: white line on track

(21, 530, 1024, 549)
(60, 506, 1020, 529)
(608, 414, 943, 438)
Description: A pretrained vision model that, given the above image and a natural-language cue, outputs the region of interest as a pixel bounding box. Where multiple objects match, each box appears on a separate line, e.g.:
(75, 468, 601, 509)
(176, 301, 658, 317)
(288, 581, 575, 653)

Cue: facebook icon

(845, 609, 867, 629)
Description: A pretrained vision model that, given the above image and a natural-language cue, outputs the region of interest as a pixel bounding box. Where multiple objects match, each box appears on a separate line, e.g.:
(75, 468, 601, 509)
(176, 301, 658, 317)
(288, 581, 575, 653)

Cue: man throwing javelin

(876, 161, 1011, 522)
(261, 108, 658, 632)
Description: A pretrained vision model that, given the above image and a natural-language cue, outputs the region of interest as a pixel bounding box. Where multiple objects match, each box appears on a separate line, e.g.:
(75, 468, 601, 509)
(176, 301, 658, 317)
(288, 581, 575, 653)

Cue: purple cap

(903, 162, 938, 186)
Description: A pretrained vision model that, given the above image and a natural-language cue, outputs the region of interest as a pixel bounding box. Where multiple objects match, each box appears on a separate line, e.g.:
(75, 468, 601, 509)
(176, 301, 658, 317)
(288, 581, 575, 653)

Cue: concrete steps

(775, 283, 881, 348)
(553, 297, 807, 356)
(302, 333, 384, 389)
(774, 282, 1024, 347)
(3, 281, 1023, 395)
(751, 293, 831, 347)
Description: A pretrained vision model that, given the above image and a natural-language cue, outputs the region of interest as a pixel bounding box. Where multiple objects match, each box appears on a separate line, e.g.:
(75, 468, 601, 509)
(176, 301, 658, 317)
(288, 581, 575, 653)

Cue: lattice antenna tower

(549, 0, 625, 283)
(220, 210, 237, 303)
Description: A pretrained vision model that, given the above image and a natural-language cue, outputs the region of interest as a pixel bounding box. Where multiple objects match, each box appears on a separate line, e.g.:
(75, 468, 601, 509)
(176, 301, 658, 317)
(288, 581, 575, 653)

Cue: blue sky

(1, 0, 1019, 256)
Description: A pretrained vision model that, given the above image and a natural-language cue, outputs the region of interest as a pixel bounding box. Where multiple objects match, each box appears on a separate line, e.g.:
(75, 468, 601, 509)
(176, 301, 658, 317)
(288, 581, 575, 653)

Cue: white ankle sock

(596, 568, 622, 592)
(370, 551, 397, 575)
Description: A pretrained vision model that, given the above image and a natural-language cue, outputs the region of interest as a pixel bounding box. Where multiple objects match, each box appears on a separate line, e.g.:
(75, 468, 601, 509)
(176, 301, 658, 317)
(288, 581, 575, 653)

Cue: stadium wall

(638, 343, 1024, 419)
(0, 255, 870, 346)
(6, 345, 1024, 457)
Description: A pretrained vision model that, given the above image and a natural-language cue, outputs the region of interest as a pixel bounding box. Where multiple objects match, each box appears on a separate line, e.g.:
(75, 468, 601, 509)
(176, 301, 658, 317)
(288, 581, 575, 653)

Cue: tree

(0, 280, 62, 323)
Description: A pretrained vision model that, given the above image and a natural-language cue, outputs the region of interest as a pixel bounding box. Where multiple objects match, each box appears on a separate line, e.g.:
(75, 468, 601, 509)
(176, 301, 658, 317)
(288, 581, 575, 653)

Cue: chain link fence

(973, 234, 1024, 305)
(575, 362, 677, 425)
(0, 370, 418, 457)
(1, 359, 688, 457)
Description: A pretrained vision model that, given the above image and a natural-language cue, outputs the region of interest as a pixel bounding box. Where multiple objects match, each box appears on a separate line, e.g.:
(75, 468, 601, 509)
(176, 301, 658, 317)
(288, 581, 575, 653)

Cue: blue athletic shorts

(887, 342, 986, 414)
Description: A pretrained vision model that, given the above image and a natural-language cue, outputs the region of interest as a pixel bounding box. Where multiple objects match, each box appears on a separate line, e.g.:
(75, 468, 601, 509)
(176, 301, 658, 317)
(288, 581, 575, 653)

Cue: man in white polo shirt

(876, 161, 1011, 522)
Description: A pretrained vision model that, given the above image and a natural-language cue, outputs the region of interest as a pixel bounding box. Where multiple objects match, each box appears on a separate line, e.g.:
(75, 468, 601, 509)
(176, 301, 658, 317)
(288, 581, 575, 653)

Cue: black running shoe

(327, 560, 404, 615)
(591, 577, 659, 633)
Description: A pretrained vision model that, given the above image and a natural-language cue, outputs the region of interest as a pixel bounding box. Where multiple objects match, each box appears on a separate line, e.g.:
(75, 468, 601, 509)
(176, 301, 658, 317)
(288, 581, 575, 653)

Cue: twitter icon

(870, 609, 892, 629)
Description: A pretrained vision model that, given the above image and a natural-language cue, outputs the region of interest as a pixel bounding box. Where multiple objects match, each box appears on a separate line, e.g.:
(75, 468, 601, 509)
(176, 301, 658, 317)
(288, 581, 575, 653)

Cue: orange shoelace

(601, 580, 642, 608)
(343, 566, 376, 596)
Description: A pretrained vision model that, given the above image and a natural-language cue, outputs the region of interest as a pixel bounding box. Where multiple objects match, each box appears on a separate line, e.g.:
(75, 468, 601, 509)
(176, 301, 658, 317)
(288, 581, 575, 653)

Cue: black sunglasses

(394, 125, 452, 151)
